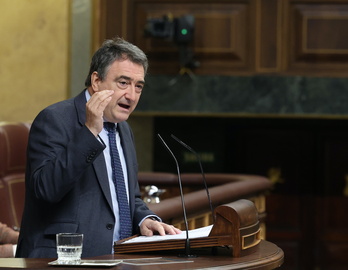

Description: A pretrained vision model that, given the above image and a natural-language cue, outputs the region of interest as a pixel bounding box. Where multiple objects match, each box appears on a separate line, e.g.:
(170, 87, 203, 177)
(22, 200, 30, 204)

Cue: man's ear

(90, 71, 101, 92)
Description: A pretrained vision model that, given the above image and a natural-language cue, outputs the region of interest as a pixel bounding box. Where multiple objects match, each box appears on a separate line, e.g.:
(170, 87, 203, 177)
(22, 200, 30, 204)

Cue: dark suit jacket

(16, 90, 155, 258)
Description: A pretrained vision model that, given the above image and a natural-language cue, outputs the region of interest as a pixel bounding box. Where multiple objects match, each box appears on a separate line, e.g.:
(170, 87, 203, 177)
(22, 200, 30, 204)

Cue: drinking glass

(56, 233, 83, 265)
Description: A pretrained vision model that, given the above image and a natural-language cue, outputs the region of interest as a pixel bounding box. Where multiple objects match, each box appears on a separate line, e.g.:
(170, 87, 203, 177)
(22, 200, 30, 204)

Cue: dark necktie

(104, 122, 133, 239)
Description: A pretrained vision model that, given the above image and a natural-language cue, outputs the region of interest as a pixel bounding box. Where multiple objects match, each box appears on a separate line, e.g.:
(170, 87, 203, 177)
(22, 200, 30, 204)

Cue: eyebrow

(118, 75, 145, 85)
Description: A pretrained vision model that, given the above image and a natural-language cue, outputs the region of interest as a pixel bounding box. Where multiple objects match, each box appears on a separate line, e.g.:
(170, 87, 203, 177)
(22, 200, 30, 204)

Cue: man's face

(92, 58, 145, 123)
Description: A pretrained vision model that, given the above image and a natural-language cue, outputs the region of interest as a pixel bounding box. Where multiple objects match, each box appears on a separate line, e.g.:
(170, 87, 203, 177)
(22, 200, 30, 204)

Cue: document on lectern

(121, 225, 213, 244)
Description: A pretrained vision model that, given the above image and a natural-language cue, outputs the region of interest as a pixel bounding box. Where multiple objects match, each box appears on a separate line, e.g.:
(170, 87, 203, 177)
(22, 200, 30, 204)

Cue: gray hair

(85, 37, 148, 87)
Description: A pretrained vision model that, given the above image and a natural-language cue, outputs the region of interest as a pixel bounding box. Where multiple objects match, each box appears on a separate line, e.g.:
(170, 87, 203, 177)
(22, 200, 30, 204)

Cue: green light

(181, 29, 188, 35)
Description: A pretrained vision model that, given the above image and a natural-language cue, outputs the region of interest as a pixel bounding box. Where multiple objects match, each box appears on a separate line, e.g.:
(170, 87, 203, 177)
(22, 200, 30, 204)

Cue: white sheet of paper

(122, 225, 213, 244)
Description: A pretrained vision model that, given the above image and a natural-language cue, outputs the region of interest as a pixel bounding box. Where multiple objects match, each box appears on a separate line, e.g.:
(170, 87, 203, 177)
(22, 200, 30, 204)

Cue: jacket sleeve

(27, 106, 105, 203)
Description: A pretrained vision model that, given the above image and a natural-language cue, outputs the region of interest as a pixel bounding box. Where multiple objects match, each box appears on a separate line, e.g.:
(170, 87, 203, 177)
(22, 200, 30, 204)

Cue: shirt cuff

(138, 215, 162, 226)
(12, 244, 17, 257)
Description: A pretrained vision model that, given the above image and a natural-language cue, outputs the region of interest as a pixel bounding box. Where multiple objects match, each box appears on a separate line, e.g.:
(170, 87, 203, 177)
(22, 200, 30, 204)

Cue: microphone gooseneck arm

(157, 134, 194, 257)
(170, 134, 215, 223)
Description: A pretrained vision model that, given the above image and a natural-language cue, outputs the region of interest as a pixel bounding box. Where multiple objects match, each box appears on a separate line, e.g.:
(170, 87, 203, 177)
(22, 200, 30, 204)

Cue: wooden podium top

(0, 240, 283, 269)
(115, 200, 263, 258)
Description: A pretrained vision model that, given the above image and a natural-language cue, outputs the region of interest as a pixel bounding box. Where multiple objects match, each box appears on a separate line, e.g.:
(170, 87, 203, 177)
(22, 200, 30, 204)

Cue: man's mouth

(119, 103, 130, 110)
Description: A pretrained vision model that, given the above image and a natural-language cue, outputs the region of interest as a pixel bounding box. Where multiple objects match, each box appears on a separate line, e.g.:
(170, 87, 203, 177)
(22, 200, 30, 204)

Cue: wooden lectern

(114, 199, 261, 257)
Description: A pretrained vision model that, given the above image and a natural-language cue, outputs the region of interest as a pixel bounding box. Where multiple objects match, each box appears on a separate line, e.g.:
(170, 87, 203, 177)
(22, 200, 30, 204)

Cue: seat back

(0, 181, 13, 227)
(0, 122, 30, 228)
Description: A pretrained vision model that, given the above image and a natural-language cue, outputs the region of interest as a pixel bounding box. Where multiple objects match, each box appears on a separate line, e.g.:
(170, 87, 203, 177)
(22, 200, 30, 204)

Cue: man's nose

(125, 85, 136, 101)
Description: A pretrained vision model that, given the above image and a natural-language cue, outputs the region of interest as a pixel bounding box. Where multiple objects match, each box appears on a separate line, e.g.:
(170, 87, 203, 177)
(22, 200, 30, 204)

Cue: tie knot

(104, 122, 116, 133)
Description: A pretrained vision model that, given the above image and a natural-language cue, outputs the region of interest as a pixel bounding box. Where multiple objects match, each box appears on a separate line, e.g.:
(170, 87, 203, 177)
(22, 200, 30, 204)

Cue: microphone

(157, 134, 196, 258)
(170, 134, 215, 223)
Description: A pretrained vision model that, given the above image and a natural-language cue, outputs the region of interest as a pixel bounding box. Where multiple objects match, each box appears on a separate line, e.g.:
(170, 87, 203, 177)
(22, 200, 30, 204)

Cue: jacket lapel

(93, 154, 114, 210)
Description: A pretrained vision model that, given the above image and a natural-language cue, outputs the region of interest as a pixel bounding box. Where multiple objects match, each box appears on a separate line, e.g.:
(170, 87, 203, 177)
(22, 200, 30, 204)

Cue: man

(16, 37, 181, 258)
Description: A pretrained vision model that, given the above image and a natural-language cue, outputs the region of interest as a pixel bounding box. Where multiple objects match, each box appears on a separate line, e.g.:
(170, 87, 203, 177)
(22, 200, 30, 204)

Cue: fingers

(171, 226, 182, 235)
(88, 90, 114, 110)
(139, 219, 155, 236)
(140, 226, 153, 237)
(153, 223, 166, 236)
(163, 224, 182, 235)
(140, 218, 182, 237)
(85, 90, 114, 136)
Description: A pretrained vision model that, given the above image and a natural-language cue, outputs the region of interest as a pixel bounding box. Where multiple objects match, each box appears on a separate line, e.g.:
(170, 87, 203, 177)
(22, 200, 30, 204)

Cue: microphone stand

(170, 134, 219, 256)
(170, 134, 215, 223)
(157, 134, 196, 258)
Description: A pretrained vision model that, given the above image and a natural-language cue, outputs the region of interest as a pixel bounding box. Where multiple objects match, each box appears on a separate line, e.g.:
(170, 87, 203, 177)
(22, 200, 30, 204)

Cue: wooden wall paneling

(92, 0, 106, 51)
(255, 0, 283, 72)
(132, 1, 256, 75)
(93, 0, 132, 51)
(193, 3, 254, 74)
(286, 1, 348, 76)
(96, 0, 348, 77)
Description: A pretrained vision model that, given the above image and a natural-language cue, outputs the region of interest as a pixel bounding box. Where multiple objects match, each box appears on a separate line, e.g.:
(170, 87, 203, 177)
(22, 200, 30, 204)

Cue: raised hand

(85, 90, 114, 136)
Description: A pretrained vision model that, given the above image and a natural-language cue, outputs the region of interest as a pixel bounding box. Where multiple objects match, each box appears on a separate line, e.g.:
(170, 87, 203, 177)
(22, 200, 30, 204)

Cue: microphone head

(171, 134, 196, 153)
